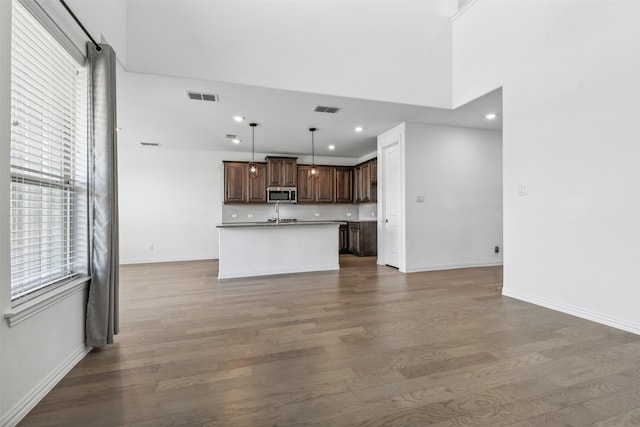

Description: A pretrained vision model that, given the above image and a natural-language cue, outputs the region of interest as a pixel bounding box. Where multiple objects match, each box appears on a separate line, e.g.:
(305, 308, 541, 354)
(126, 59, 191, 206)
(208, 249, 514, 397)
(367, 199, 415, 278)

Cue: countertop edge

(217, 221, 347, 228)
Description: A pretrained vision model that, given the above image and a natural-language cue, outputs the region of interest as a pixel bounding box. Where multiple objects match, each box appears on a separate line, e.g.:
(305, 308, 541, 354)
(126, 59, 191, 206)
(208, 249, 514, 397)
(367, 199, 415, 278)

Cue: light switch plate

(416, 195, 425, 203)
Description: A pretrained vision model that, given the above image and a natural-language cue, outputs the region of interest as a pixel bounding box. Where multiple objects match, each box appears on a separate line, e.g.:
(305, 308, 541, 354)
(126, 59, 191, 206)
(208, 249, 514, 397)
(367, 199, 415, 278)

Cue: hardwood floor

(19, 256, 640, 426)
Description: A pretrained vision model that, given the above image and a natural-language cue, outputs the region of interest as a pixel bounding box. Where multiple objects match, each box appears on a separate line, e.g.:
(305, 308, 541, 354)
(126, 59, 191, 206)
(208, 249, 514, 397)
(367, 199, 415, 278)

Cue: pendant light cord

(250, 122, 257, 163)
(309, 127, 317, 167)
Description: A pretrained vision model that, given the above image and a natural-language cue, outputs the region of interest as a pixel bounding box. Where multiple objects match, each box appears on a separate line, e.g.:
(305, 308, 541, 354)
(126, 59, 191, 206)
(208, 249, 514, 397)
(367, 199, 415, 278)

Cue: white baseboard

(503, 288, 640, 336)
(404, 260, 503, 273)
(1, 344, 92, 427)
(218, 264, 340, 280)
(119, 255, 217, 265)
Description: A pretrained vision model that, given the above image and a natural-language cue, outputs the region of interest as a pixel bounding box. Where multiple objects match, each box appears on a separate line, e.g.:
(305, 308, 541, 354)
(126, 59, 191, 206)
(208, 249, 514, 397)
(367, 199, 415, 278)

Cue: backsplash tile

(222, 204, 364, 223)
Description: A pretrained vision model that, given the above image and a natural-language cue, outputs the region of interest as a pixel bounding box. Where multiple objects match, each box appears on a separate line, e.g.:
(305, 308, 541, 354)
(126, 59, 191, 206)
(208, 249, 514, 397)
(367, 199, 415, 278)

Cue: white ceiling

(117, 71, 502, 158)
(114, 0, 502, 159)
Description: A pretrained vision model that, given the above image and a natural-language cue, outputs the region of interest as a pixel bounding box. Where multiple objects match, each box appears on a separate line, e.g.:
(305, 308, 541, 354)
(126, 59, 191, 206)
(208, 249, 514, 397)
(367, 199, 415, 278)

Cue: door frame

(377, 123, 406, 272)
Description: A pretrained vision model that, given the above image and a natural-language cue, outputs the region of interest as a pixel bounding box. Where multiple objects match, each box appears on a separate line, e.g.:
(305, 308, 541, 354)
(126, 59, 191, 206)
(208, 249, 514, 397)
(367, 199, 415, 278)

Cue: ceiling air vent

(140, 142, 161, 147)
(313, 105, 341, 114)
(186, 91, 220, 102)
(225, 134, 237, 139)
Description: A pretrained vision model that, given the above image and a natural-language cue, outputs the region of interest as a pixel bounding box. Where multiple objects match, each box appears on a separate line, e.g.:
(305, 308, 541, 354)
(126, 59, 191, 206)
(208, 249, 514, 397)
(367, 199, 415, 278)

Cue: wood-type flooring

(19, 256, 640, 426)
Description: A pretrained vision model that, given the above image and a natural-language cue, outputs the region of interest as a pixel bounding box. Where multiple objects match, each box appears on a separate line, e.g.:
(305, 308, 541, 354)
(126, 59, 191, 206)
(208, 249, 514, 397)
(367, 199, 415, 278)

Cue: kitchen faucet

(275, 201, 280, 224)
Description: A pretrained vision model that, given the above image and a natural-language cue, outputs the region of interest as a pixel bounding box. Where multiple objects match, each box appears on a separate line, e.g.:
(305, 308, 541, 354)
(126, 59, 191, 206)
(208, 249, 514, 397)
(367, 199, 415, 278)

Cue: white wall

(124, 1, 454, 107)
(404, 123, 502, 271)
(118, 146, 222, 264)
(0, 3, 90, 425)
(453, 1, 640, 333)
(118, 145, 364, 263)
(36, 0, 128, 67)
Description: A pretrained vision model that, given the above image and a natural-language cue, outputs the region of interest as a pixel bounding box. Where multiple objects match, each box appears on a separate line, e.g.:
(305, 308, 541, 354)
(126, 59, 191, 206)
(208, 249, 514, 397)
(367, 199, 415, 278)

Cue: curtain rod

(58, 0, 102, 52)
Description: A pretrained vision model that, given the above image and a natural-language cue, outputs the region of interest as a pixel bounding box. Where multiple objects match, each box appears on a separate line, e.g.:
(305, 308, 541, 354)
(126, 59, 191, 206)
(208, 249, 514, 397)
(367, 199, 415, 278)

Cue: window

(10, 0, 89, 303)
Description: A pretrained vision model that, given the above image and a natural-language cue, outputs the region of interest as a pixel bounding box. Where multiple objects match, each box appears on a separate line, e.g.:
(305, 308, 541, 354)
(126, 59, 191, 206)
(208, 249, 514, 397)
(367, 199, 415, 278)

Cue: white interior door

(383, 142, 401, 268)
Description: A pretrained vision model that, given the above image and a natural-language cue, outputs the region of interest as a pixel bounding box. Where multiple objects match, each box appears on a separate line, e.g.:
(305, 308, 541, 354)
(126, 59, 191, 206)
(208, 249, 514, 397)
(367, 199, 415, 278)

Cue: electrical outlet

(314, 212, 320, 217)
(231, 213, 238, 218)
(370, 212, 375, 217)
(248, 213, 254, 218)
(346, 212, 352, 217)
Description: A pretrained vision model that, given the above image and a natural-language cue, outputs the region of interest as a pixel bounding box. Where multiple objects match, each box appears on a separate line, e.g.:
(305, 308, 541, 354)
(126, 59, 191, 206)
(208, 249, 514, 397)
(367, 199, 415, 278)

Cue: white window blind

(10, 0, 89, 303)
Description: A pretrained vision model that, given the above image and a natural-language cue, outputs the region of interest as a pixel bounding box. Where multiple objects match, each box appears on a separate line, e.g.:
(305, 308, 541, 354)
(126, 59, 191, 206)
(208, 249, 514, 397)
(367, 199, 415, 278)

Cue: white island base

(217, 222, 340, 279)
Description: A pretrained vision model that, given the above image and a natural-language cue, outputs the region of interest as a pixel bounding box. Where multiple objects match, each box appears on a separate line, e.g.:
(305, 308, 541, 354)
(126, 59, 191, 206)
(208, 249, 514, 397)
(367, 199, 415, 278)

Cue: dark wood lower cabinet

(348, 221, 377, 256)
(339, 224, 349, 254)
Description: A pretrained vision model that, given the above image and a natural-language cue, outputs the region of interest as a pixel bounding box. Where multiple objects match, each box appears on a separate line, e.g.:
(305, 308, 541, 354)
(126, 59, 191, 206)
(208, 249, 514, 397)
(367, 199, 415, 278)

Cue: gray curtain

(86, 42, 119, 347)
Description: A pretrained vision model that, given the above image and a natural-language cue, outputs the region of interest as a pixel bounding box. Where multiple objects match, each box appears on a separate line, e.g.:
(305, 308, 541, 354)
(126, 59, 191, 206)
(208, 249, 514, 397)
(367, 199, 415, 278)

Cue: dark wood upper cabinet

(353, 158, 377, 204)
(335, 167, 352, 203)
(370, 159, 377, 183)
(296, 165, 315, 203)
(224, 157, 375, 205)
(247, 163, 267, 203)
(316, 166, 335, 203)
(224, 162, 248, 203)
(353, 165, 361, 203)
(266, 156, 297, 187)
(224, 161, 266, 203)
(297, 165, 335, 203)
(360, 162, 371, 202)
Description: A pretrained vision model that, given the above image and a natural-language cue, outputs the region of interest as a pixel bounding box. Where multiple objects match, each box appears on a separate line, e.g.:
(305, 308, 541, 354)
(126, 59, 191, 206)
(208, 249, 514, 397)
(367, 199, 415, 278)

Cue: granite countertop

(217, 220, 347, 228)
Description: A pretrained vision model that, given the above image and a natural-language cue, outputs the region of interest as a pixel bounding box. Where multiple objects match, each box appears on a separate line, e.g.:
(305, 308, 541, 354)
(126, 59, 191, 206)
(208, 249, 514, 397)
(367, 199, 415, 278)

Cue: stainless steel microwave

(266, 187, 297, 204)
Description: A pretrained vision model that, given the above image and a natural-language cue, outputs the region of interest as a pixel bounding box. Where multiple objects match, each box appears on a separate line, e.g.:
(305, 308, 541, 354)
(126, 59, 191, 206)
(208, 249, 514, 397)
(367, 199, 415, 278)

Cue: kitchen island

(217, 221, 342, 279)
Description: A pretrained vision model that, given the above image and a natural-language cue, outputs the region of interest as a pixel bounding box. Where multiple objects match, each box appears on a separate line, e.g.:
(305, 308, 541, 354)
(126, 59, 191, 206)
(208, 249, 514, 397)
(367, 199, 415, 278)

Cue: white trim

(503, 288, 640, 336)
(451, 0, 480, 22)
(18, 0, 86, 64)
(377, 123, 406, 271)
(405, 261, 503, 273)
(218, 264, 339, 280)
(0, 344, 92, 427)
(5, 277, 90, 327)
(119, 255, 217, 265)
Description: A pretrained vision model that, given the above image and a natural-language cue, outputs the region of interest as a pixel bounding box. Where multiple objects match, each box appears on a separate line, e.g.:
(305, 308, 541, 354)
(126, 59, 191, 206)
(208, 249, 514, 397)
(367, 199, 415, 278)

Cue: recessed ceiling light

(232, 138, 241, 144)
(233, 115, 245, 122)
(328, 145, 336, 151)
(485, 113, 497, 120)
(355, 126, 364, 133)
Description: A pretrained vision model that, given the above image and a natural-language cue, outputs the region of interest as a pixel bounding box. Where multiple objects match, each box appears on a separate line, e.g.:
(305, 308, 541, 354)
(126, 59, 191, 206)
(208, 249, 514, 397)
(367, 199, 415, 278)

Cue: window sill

(4, 276, 91, 327)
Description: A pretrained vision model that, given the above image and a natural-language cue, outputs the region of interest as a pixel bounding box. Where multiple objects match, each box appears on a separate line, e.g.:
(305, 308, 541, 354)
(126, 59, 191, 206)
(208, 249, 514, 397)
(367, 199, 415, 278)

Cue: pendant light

(249, 122, 258, 179)
(309, 127, 318, 178)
